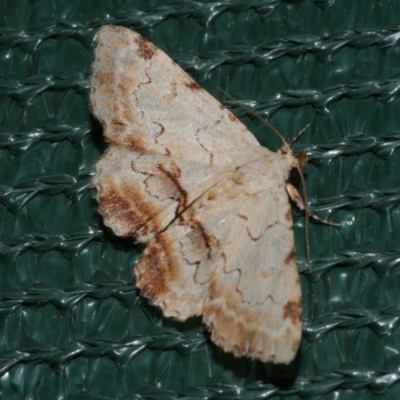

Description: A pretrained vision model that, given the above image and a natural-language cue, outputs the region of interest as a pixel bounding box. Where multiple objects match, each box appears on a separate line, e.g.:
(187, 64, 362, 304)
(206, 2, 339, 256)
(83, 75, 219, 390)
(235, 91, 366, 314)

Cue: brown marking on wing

(261, 268, 277, 279)
(136, 228, 206, 319)
(118, 74, 138, 94)
(130, 160, 152, 177)
(285, 208, 292, 222)
(136, 234, 176, 302)
(131, 160, 178, 202)
(164, 80, 178, 102)
(110, 109, 125, 125)
(283, 300, 302, 325)
(261, 270, 271, 279)
(196, 138, 214, 165)
(246, 227, 262, 241)
(221, 252, 227, 263)
(98, 190, 137, 228)
(186, 218, 218, 259)
(97, 183, 160, 239)
(184, 81, 202, 90)
(125, 136, 147, 151)
(284, 250, 295, 265)
(103, 74, 135, 130)
(136, 69, 152, 88)
(135, 220, 162, 240)
(99, 67, 149, 146)
(266, 221, 280, 230)
(153, 122, 165, 143)
(237, 213, 248, 220)
(92, 71, 116, 120)
(119, 80, 141, 122)
(208, 275, 218, 301)
(134, 36, 157, 60)
(179, 250, 201, 267)
(228, 113, 238, 122)
(232, 168, 245, 184)
(97, 71, 115, 87)
(108, 123, 125, 134)
(113, 108, 135, 126)
(158, 162, 188, 213)
(165, 147, 171, 156)
(207, 190, 217, 201)
(159, 123, 166, 136)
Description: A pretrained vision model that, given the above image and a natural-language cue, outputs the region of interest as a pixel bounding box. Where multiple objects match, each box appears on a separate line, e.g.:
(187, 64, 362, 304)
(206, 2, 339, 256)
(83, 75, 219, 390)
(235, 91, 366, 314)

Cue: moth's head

(275, 122, 310, 166)
(277, 145, 306, 170)
(277, 122, 309, 171)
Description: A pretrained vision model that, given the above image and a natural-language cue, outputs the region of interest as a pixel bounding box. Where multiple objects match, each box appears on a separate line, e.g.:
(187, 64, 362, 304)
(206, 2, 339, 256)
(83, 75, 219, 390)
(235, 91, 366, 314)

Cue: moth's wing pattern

(136, 155, 302, 364)
(91, 25, 302, 364)
(90, 25, 259, 166)
(93, 146, 235, 242)
(91, 25, 260, 241)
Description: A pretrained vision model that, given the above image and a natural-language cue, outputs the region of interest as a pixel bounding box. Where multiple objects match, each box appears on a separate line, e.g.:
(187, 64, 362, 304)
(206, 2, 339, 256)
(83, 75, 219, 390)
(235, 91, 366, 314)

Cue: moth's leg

(286, 183, 340, 227)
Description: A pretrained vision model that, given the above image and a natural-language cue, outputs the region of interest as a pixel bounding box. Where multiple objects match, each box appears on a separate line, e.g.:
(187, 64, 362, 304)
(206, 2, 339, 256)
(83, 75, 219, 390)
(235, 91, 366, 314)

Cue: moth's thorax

(230, 148, 298, 195)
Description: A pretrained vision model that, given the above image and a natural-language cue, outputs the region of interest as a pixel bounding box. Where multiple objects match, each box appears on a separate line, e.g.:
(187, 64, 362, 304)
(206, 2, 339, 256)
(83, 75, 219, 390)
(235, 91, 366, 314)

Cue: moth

(91, 26, 337, 364)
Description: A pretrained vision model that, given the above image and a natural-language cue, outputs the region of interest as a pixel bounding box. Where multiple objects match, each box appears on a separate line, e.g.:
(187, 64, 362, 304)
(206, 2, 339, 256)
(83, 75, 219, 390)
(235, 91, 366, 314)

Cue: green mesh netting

(2, 0, 400, 398)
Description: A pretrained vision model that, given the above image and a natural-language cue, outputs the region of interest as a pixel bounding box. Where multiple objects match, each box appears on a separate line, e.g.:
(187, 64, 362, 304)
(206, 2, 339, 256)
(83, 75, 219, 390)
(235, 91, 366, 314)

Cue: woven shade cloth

(2, 1, 400, 398)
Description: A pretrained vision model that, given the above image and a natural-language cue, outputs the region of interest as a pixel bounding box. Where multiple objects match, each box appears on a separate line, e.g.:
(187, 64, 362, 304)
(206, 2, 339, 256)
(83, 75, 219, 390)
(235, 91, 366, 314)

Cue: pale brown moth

(91, 26, 338, 364)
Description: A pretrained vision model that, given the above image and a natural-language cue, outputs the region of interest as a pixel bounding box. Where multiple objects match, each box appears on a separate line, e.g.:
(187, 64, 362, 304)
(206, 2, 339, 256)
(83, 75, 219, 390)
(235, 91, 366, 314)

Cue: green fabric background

(1, 0, 400, 398)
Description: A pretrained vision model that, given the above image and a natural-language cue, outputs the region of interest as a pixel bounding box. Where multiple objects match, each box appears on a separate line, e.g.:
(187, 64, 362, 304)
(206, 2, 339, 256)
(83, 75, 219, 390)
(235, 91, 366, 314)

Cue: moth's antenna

(288, 124, 310, 148)
(218, 87, 289, 147)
